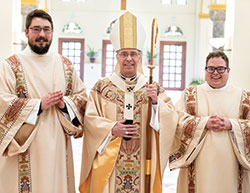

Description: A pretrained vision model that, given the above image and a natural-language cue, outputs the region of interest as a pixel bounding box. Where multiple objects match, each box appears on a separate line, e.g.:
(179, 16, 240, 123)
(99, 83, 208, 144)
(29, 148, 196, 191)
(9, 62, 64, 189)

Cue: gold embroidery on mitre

(119, 12, 137, 49)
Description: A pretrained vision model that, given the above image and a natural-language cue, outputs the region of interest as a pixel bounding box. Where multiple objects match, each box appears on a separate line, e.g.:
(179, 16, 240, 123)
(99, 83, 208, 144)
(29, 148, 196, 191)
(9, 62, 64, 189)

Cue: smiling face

(116, 49, 141, 78)
(25, 17, 53, 54)
(205, 56, 230, 88)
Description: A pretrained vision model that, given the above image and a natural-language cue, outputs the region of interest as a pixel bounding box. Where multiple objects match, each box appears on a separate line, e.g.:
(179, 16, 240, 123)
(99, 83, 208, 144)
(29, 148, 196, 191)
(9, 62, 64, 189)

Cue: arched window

(62, 22, 82, 34)
(163, 25, 183, 36)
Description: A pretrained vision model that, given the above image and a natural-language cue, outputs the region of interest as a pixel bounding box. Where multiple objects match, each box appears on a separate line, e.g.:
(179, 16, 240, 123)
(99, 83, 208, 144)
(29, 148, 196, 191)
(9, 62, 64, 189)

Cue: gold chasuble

(0, 47, 87, 193)
(170, 84, 250, 193)
(79, 72, 177, 193)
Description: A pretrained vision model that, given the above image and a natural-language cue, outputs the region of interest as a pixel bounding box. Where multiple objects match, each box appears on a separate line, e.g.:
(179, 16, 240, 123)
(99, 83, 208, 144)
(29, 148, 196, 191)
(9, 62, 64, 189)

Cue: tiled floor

(72, 138, 178, 193)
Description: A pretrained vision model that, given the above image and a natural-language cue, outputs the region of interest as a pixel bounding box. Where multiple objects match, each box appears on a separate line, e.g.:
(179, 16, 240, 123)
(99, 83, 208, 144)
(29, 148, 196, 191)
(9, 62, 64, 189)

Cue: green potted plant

(189, 78, 205, 85)
(146, 50, 157, 64)
(86, 46, 98, 63)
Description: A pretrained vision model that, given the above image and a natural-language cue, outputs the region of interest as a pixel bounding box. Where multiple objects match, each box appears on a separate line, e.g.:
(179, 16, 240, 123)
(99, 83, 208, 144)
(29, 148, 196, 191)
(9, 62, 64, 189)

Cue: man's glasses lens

(29, 27, 52, 34)
(119, 52, 138, 58)
(205, 66, 228, 74)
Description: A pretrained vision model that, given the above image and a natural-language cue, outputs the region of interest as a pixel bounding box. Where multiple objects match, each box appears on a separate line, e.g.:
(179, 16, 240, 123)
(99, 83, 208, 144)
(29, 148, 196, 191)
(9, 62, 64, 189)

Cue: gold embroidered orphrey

(5, 54, 74, 193)
(94, 78, 148, 192)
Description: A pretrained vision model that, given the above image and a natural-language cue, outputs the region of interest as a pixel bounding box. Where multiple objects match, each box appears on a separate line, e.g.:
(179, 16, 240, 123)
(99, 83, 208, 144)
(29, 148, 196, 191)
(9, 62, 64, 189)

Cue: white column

(229, 0, 250, 90)
(0, 1, 13, 60)
(0, 0, 22, 60)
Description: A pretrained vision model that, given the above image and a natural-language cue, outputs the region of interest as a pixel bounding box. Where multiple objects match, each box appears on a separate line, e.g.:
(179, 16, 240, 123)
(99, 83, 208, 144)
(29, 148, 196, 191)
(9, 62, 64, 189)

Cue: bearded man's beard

(28, 37, 52, 55)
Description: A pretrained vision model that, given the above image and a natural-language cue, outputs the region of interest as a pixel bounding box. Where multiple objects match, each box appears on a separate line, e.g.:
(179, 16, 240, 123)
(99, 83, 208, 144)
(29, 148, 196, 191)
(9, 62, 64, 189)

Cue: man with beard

(169, 51, 250, 193)
(79, 11, 177, 193)
(0, 9, 87, 193)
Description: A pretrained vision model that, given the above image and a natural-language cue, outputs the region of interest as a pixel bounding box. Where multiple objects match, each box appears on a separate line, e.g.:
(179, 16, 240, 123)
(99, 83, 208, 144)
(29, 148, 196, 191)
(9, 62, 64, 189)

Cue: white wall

(49, 0, 198, 88)
(0, 1, 13, 60)
(229, 0, 250, 90)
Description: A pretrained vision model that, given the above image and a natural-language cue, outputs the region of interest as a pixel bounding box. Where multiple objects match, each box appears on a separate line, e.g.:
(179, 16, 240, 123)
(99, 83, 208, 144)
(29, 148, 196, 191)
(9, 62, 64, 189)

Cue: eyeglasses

(119, 52, 139, 59)
(29, 27, 52, 34)
(205, 66, 228, 74)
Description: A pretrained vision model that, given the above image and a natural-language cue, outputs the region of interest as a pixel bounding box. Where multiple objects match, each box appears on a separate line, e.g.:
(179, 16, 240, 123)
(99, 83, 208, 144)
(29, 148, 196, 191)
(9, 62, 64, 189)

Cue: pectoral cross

(126, 104, 132, 110)
(121, 0, 126, 10)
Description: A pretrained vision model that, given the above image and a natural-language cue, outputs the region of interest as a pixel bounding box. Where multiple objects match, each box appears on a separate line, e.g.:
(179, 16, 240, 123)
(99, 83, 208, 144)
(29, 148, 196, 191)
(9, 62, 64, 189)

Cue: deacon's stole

(4, 54, 74, 193)
(169, 86, 250, 193)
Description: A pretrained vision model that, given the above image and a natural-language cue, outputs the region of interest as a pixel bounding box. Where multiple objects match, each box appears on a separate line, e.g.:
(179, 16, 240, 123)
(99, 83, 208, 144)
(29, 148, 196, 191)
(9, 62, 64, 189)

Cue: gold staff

(145, 18, 158, 193)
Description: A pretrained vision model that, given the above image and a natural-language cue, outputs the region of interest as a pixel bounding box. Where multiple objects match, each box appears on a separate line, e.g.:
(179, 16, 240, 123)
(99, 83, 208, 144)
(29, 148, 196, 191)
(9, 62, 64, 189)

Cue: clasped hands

(205, 115, 232, 132)
(41, 90, 65, 110)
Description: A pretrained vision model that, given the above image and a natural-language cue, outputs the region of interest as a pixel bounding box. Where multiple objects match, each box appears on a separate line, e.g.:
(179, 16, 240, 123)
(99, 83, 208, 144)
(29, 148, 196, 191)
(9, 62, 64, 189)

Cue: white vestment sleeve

(97, 130, 113, 154)
(25, 100, 41, 125)
(150, 103, 159, 131)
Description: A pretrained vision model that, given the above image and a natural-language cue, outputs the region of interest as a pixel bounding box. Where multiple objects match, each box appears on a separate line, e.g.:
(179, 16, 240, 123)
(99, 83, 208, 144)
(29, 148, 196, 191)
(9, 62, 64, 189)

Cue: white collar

(201, 81, 229, 91)
(22, 46, 52, 56)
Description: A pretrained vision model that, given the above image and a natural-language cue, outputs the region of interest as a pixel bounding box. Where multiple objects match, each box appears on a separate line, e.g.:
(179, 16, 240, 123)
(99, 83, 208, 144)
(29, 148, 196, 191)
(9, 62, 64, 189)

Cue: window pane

(106, 59, 113, 65)
(62, 50, 68, 56)
(176, 60, 182, 66)
(163, 67, 169, 73)
(69, 49, 74, 56)
(177, 45, 182, 52)
(75, 50, 81, 57)
(164, 45, 170, 52)
(163, 60, 169, 66)
(170, 60, 176, 66)
(169, 81, 175, 88)
(107, 51, 114, 58)
(62, 42, 69, 49)
(163, 52, 170, 59)
(170, 74, 175, 80)
(177, 0, 187, 5)
(170, 45, 176, 52)
(69, 42, 75, 49)
(176, 67, 182, 73)
(75, 42, 81, 49)
(107, 44, 114, 51)
(176, 52, 182, 60)
(75, 57, 80, 64)
(170, 52, 176, 59)
(163, 81, 169, 87)
(176, 74, 181, 81)
(106, 65, 113, 72)
(170, 67, 175, 73)
(163, 74, 169, 80)
(176, 81, 181, 88)
(162, 0, 172, 4)
(159, 41, 185, 90)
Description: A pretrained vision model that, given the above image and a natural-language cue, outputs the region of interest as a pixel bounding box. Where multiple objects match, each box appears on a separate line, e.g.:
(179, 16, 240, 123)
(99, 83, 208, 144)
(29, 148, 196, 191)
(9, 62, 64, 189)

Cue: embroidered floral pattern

(94, 78, 148, 193)
(169, 116, 200, 163)
(239, 90, 250, 163)
(188, 161, 195, 193)
(0, 99, 28, 144)
(238, 120, 250, 163)
(18, 150, 32, 193)
(5, 55, 32, 193)
(239, 90, 250, 120)
(61, 56, 73, 96)
(6, 55, 28, 98)
(185, 86, 197, 116)
(238, 164, 243, 193)
(169, 86, 200, 163)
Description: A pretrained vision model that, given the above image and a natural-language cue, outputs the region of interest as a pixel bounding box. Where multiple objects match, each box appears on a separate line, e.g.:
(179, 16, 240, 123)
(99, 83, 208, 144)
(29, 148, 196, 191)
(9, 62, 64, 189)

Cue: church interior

(1, 0, 250, 192)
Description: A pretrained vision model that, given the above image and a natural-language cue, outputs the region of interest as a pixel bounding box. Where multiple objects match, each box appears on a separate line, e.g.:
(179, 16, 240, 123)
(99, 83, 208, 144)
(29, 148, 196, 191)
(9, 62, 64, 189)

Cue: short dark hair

(25, 9, 53, 30)
(206, 50, 229, 68)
